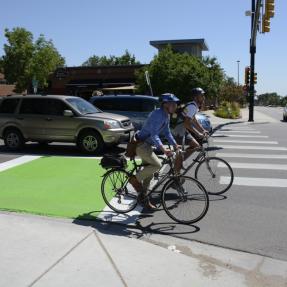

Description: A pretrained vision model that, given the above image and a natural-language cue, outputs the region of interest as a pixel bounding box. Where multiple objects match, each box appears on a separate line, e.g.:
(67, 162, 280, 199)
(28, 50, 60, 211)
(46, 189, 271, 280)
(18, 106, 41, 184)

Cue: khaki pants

(136, 142, 162, 190)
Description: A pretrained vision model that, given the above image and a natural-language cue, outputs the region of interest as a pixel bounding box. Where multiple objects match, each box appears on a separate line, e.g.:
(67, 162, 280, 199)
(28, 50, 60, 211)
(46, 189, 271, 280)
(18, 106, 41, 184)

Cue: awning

(101, 85, 136, 91)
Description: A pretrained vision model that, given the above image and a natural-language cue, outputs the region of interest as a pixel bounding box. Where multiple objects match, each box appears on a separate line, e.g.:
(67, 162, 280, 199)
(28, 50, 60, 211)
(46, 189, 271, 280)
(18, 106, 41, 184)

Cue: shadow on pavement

(211, 121, 245, 135)
(208, 194, 227, 202)
(72, 210, 200, 239)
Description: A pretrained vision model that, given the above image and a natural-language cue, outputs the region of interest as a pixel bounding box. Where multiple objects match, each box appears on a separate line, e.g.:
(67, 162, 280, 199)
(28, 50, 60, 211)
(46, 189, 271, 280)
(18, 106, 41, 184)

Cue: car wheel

(4, 129, 25, 151)
(77, 130, 104, 154)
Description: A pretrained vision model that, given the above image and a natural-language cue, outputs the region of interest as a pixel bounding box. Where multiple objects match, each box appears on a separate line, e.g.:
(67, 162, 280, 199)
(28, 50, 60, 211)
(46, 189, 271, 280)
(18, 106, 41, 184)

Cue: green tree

(2, 28, 34, 92)
(202, 56, 224, 105)
(1, 27, 65, 92)
(219, 77, 246, 107)
(30, 35, 65, 89)
(256, 92, 282, 106)
(136, 46, 224, 104)
(82, 50, 140, 66)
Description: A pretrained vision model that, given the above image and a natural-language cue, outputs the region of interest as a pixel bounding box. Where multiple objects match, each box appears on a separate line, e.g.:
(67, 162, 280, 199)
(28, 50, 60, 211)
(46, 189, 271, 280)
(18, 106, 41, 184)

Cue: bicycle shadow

(72, 209, 200, 239)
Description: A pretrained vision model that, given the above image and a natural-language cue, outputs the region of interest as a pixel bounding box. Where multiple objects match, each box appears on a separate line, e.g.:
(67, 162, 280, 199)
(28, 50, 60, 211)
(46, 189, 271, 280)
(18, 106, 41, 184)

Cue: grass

(0, 157, 111, 220)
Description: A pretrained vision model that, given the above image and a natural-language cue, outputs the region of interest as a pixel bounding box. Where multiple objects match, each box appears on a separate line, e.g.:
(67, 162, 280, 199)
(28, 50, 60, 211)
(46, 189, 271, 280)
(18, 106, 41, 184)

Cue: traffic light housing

(265, 0, 275, 19)
(253, 72, 257, 84)
(262, 15, 270, 33)
(262, 0, 275, 33)
(245, 67, 251, 86)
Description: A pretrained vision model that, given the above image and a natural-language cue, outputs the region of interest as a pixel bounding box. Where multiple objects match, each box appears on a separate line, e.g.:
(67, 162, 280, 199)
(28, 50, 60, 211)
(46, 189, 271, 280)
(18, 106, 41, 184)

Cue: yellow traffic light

(245, 67, 250, 86)
(262, 15, 270, 33)
(265, 0, 275, 18)
(254, 73, 257, 84)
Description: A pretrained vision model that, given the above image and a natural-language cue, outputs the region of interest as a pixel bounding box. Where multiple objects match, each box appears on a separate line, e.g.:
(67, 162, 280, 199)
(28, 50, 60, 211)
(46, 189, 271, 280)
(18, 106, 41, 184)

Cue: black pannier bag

(100, 154, 127, 169)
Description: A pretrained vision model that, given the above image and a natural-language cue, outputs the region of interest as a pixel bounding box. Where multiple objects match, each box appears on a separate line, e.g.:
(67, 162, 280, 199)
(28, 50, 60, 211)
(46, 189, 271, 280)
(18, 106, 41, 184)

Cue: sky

(1, 0, 286, 96)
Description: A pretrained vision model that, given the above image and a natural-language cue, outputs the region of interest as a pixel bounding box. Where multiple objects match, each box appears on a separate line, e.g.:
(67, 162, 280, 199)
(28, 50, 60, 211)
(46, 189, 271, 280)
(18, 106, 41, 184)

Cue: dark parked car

(90, 95, 212, 132)
(90, 95, 159, 130)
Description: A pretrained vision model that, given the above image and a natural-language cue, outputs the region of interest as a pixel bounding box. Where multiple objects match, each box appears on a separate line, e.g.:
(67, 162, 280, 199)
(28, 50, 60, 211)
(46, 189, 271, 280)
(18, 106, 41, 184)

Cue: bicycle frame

(179, 134, 218, 179)
(130, 157, 175, 195)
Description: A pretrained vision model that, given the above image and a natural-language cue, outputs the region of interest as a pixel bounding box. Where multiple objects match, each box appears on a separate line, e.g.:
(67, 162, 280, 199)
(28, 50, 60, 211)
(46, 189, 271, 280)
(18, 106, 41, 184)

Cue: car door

(18, 98, 47, 140)
(43, 99, 77, 141)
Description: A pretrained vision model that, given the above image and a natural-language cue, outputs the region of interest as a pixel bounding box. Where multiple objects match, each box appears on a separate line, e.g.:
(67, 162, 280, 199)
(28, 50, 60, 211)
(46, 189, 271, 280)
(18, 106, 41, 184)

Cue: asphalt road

(138, 107, 287, 261)
(255, 106, 285, 122)
(0, 107, 286, 261)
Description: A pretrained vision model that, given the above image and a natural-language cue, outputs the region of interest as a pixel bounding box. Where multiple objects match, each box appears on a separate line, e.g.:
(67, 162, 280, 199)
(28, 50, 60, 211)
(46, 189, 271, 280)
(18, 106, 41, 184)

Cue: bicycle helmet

(161, 93, 180, 103)
(191, 88, 205, 96)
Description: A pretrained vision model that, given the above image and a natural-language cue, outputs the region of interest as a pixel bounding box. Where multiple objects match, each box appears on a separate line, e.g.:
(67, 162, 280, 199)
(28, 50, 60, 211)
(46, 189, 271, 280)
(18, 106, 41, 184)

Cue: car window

(93, 97, 158, 112)
(45, 99, 70, 116)
(67, 97, 100, 114)
(19, 99, 48, 115)
(0, 99, 20, 114)
(141, 99, 159, 112)
(93, 98, 117, 110)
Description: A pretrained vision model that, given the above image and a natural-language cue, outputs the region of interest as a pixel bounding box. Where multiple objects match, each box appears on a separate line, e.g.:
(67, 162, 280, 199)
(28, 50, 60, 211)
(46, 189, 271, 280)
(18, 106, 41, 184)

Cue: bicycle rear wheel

(162, 176, 209, 224)
(195, 157, 234, 195)
(101, 168, 138, 213)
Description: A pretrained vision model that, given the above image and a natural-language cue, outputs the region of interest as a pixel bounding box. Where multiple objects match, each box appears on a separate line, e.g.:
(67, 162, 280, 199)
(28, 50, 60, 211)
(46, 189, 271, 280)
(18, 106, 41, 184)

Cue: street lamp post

(237, 60, 240, 86)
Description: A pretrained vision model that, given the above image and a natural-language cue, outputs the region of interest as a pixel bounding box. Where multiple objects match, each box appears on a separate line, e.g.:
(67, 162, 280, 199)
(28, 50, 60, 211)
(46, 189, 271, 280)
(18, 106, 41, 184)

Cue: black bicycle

(101, 153, 209, 224)
(180, 134, 234, 195)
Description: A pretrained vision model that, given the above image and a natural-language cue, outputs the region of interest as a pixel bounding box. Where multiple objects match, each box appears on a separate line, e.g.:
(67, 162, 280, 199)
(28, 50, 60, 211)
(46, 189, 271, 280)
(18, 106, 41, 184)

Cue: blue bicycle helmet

(161, 93, 180, 103)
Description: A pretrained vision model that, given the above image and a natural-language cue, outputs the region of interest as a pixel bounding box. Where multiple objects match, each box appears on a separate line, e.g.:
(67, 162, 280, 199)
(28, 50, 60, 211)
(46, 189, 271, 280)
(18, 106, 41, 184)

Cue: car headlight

(104, 120, 121, 129)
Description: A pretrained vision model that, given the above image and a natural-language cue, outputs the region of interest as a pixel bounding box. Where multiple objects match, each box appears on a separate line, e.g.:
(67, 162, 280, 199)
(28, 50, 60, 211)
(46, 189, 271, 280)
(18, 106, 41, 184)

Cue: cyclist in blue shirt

(129, 93, 180, 209)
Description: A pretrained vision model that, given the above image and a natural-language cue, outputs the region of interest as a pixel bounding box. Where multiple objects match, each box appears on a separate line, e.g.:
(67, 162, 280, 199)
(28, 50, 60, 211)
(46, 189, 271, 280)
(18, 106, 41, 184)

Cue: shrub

(214, 101, 241, 119)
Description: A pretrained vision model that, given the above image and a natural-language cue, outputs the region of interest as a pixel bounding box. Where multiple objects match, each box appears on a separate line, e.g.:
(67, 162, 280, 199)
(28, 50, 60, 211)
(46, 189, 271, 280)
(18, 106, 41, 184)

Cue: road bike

(101, 153, 209, 224)
(180, 134, 234, 195)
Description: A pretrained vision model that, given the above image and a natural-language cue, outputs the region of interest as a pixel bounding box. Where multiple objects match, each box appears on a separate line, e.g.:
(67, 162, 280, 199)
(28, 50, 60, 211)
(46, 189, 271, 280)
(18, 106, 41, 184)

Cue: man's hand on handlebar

(164, 149, 174, 157)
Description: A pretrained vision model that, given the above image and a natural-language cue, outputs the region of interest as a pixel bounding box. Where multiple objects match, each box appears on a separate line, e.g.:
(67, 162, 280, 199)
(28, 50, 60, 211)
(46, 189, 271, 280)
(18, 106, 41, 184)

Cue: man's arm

(192, 117, 207, 134)
(184, 117, 205, 137)
(162, 124, 178, 148)
(148, 114, 174, 156)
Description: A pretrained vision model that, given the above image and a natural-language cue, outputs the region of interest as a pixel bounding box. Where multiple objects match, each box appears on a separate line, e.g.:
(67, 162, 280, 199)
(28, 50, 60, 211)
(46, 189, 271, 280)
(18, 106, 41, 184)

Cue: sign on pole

(32, 77, 38, 94)
(145, 71, 153, 97)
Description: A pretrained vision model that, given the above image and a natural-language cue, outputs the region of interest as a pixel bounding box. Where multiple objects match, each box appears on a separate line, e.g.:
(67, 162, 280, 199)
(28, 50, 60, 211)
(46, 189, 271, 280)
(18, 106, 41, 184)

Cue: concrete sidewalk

(1, 212, 286, 287)
(204, 108, 279, 126)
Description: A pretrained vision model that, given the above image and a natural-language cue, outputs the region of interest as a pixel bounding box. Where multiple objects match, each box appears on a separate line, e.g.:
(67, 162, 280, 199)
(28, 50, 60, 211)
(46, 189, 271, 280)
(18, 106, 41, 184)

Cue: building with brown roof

(0, 73, 15, 96)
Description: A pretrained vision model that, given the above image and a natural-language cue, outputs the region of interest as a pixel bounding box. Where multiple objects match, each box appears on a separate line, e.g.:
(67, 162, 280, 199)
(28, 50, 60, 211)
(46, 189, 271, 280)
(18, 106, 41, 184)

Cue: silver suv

(0, 95, 134, 154)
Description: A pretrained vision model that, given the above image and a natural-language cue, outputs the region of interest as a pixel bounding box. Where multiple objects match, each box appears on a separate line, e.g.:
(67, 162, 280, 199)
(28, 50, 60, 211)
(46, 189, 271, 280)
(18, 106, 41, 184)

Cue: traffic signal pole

(249, 0, 261, 121)
(248, 0, 274, 121)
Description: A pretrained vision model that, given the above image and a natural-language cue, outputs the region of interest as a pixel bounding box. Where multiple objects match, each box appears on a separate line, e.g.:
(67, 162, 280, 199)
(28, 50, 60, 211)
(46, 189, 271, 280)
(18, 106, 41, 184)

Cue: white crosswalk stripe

(215, 153, 287, 159)
(218, 162, 287, 171)
(213, 124, 287, 190)
(215, 130, 261, 134)
(213, 134, 269, 138)
(214, 145, 287, 151)
(220, 177, 287, 188)
(213, 140, 278, 144)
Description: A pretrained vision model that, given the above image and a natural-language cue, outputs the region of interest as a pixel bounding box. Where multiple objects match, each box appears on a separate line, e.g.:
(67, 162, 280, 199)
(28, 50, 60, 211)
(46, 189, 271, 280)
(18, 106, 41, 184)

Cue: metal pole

(237, 60, 240, 86)
(249, 0, 256, 122)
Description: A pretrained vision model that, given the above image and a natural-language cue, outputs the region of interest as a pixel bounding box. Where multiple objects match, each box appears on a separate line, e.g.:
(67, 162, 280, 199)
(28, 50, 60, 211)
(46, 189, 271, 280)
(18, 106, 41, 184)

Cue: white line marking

(216, 153, 287, 159)
(218, 162, 287, 171)
(219, 128, 255, 131)
(0, 156, 41, 172)
(220, 176, 287, 188)
(213, 140, 278, 145)
(213, 134, 268, 138)
(215, 131, 261, 134)
(215, 145, 287, 151)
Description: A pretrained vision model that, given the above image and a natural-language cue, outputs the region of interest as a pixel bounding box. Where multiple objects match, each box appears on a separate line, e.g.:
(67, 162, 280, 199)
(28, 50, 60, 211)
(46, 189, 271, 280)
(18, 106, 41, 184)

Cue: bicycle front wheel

(162, 176, 209, 224)
(101, 168, 138, 213)
(195, 157, 234, 195)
